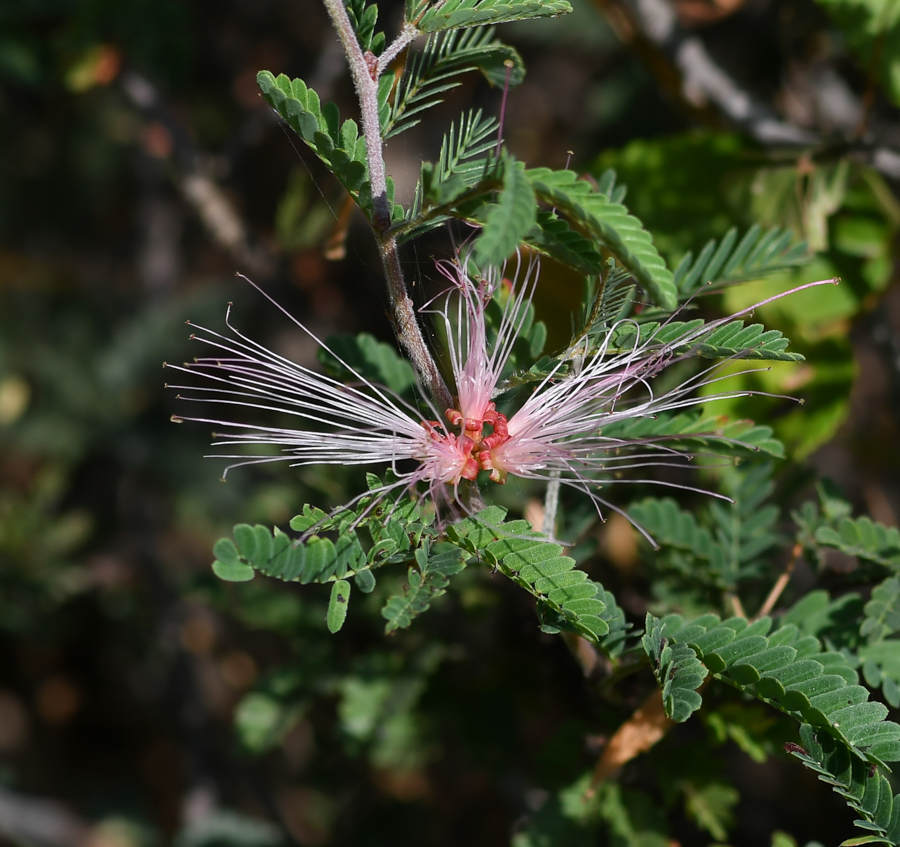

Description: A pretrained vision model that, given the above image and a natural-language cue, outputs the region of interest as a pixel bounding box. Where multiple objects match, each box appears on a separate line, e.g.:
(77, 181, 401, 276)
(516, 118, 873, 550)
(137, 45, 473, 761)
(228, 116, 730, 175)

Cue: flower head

(164, 283, 482, 514)
(429, 251, 539, 436)
(168, 264, 837, 526)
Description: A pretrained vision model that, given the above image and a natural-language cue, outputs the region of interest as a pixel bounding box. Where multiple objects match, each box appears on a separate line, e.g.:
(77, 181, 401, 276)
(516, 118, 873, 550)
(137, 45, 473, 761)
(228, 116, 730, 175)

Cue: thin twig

(755, 541, 801, 619)
(726, 592, 746, 619)
(377, 22, 420, 77)
(587, 688, 673, 790)
(120, 70, 274, 277)
(592, 0, 900, 181)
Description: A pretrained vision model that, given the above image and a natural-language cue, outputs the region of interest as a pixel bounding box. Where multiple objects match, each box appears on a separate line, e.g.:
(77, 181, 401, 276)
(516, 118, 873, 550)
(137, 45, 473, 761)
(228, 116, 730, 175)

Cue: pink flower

(168, 263, 837, 524)
(470, 276, 838, 511)
(164, 286, 482, 513)
(429, 252, 539, 438)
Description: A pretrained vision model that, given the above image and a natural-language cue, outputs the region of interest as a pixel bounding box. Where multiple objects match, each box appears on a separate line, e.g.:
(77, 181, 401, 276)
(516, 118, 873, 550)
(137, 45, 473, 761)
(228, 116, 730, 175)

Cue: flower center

(432, 402, 513, 485)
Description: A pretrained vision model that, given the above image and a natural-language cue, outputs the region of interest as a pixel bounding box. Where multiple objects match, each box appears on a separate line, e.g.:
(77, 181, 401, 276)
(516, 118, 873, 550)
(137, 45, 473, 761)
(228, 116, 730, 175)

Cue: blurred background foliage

(3, 0, 900, 845)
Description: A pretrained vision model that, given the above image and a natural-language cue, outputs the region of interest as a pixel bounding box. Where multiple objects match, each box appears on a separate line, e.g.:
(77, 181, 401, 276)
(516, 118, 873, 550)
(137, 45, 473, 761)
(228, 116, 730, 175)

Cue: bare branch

(120, 70, 275, 277)
(593, 0, 900, 181)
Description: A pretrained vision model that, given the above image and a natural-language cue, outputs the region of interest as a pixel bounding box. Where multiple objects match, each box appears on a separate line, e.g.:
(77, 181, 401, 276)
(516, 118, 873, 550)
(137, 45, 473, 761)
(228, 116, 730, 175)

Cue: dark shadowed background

(2, 0, 900, 845)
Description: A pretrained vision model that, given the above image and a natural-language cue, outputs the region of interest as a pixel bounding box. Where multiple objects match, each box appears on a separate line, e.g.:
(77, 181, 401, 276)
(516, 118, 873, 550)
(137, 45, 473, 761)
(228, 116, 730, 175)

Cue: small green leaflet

(327, 579, 352, 633)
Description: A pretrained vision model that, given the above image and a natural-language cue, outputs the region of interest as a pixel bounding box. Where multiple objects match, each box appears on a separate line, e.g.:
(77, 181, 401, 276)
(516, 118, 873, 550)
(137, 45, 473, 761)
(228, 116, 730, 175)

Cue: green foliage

(473, 155, 537, 267)
(0, 465, 93, 632)
(413, 0, 573, 33)
(401, 109, 499, 239)
(815, 0, 900, 108)
(673, 224, 809, 294)
(630, 462, 781, 604)
(211, 482, 458, 633)
(710, 461, 781, 583)
(213, 493, 627, 644)
(655, 611, 900, 767)
(385, 28, 524, 138)
(796, 485, 900, 578)
(512, 773, 601, 847)
(18, 0, 900, 843)
(643, 612, 708, 721)
(817, 516, 900, 570)
(346, 0, 385, 55)
(787, 725, 900, 845)
(449, 506, 624, 645)
(603, 411, 784, 458)
(682, 779, 739, 841)
(579, 260, 635, 333)
(234, 688, 306, 755)
(317, 332, 418, 397)
(327, 579, 352, 633)
(525, 167, 677, 310)
(528, 212, 605, 276)
(594, 780, 670, 847)
(256, 70, 372, 212)
(856, 576, 900, 710)
(200, 4, 900, 844)
(862, 578, 900, 643)
(604, 315, 804, 361)
(381, 539, 467, 632)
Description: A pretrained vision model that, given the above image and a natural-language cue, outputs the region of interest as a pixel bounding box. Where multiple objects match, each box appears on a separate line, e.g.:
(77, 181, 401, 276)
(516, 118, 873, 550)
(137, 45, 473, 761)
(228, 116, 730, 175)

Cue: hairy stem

(377, 22, 420, 76)
(321, 0, 452, 409)
(381, 241, 453, 410)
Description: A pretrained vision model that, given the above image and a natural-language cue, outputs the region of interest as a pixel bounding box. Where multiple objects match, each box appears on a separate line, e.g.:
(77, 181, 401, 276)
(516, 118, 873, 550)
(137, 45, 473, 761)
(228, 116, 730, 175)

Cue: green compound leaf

(327, 579, 352, 633)
(526, 167, 676, 310)
(708, 461, 781, 585)
(863, 577, 900, 642)
(630, 498, 728, 575)
(673, 225, 809, 294)
(858, 578, 900, 709)
(386, 28, 524, 138)
(256, 71, 371, 211)
(580, 260, 636, 332)
(473, 157, 537, 266)
(220, 521, 370, 586)
(381, 541, 467, 633)
(414, 0, 572, 33)
(402, 109, 499, 239)
(643, 613, 708, 722)
(605, 317, 803, 362)
(346, 0, 385, 55)
(630, 462, 781, 600)
(605, 412, 784, 459)
(449, 507, 627, 646)
(526, 211, 604, 275)
(658, 612, 900, 770)
(787, 725, 900, 845)
(816, 516, 900, 571)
